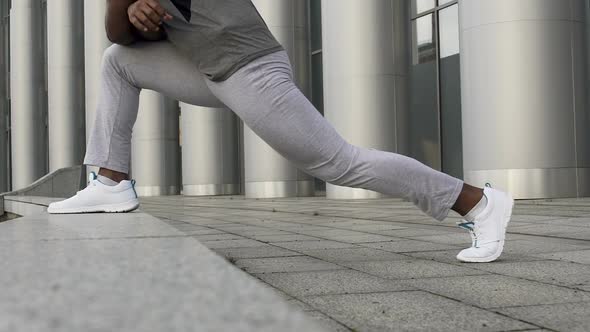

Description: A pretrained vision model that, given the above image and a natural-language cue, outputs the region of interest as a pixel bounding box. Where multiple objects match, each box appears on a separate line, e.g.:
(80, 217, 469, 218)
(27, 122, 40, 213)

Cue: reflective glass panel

(439, 4, 459, 58)
(412, 14, 436, 64)
(438, 0, 455, 6)
(412, 0, 435, 16)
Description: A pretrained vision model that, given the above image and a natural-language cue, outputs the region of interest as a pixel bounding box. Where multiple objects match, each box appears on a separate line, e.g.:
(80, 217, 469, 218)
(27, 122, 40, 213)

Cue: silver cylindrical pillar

(247, 0, 314, 198)
(84, 0, 110, 174)
(459, 0, 589, 198)
(10, 0, 47, 189)
(180, 104, 240, 196)
(47, 0, 85, 172)
(0, 0, 9, 192)
(131, 90, 181, 196)
(321, 0, 409, 199)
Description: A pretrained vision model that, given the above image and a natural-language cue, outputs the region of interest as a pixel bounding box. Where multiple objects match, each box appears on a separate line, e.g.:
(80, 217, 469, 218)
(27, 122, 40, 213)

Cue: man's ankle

(98, 168, 129, 183)
(452, 183, 484, 216)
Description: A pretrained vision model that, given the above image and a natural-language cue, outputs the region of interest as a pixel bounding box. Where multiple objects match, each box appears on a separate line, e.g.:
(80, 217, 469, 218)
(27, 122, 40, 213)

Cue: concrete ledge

(0, 198, 324, 331)
(3, 196, 51, 216)
(0, 166, 85, 215)
(3, 165, 85, 199)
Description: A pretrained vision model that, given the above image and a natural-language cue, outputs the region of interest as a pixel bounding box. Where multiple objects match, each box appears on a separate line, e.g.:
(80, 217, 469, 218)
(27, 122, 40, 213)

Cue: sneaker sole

(458, 193, 514, 263)
(47, 199, 140, 214)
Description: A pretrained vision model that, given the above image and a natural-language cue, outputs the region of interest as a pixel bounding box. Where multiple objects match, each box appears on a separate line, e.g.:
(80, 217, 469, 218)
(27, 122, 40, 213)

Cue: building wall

(1, 0, 589, 200)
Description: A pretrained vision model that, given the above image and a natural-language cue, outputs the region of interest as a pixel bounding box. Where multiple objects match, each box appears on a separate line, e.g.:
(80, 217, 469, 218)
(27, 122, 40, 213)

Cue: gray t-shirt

(159, 0, 283, 81)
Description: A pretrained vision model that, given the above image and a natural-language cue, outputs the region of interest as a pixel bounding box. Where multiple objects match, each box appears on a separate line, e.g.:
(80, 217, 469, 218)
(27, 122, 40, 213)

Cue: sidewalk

(141, 195, 590, 331)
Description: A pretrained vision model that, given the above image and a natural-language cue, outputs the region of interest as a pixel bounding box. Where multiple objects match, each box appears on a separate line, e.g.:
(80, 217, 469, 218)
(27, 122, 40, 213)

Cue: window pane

(439, 4, 459, 58)
(438, 0, 455, 6)
(412, 0, 435, 16)
(412, 14, 436, 64)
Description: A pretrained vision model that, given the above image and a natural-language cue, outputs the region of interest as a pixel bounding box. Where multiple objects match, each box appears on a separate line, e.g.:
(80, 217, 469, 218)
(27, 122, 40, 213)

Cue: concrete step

(0, 197, 324, 332)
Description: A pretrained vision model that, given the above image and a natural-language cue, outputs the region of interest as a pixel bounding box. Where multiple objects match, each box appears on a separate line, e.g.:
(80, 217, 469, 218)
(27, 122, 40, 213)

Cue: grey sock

(464, 194, 488, 222)
(98, 174, 120, 186)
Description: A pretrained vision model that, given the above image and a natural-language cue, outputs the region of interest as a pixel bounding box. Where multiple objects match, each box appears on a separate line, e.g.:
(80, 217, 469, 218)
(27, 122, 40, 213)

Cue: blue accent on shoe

(88, 171, 97, 182)
(458, 221, 475, 231)
(131, 179, 138, 198)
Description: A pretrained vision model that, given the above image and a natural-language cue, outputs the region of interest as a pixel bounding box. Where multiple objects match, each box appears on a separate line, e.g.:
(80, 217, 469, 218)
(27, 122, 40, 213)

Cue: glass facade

(410, 0, 462, 179)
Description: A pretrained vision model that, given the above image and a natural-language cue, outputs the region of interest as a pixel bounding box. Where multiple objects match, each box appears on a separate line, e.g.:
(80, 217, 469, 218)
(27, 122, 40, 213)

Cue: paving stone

(407, 233, 473, 246)
(192, 233, 246, 241)
(173, 228, 225, 236)
(510, 215, 563, 222)
(303, 291, 535, 332)
(235, 256, 344, 273)
(379, 227, 459, 238)
(509, 224, 590, 236)
(248, 234, 322, 243)
(286, 298, 315, 312)
(470, 260, 590, 289)
(503, 239, 589, 255)
(213, 246, 303, 259)
(406, 275, 590, 308)
(533, 249, 590, 265)
(344, 260, 488, 280)
(362, 240, 459, 253)
(540, 217, 590, 227)
(304, 311, 352, 332)
(497, 302, 590, 332)
(200, 239, 267, 249)
(322, 234, 400, 244)
(272, 240, 358, 251)
(298, 229, 370, 238)
(229, 229, 293, 236)
(333, 224, 407, 232)
(405, 249, 543, 265)
(255, 270, 414, 297)
(299, 248, 408, 263)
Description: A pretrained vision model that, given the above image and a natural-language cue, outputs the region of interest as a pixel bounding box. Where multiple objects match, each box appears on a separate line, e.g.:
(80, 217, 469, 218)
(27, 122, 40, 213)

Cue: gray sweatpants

(84, 41, 463, 221)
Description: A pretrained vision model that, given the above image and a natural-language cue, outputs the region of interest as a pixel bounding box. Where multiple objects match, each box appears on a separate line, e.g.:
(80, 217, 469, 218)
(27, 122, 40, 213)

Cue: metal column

(247, 0, 314, 198)
(131, 91, 181, 196)
(10, 0, 47, 189)
(180, 104, 240, 196)
(84, 0, 110, 174)
(321, 0, 409, 199)
(47, 0, 85, 172)
(459, 0, 590, 198)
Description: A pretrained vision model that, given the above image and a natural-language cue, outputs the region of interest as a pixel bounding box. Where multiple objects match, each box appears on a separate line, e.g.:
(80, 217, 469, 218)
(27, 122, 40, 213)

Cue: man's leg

(49, 41, 223, 214)
(206, 51, 512, 262)
(206, 51, 462, 221)
(84, 41, 223, 178)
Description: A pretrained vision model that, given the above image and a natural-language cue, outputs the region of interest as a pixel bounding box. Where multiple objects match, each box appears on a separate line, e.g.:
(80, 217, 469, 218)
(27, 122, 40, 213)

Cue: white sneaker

(456, 185, 514, 263)
(47, 172, 140, 214)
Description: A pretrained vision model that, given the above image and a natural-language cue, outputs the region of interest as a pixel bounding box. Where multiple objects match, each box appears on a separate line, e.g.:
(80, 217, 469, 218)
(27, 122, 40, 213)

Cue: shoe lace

(457, 221, 479, 248)
(457, 182, 493, 248)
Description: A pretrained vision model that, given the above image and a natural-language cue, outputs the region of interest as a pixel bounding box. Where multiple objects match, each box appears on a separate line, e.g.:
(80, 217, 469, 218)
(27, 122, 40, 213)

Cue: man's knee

(102, 44, 134, 70)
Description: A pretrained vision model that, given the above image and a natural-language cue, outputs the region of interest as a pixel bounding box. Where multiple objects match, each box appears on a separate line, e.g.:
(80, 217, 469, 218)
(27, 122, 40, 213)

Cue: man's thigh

(108, 41, 224, 108)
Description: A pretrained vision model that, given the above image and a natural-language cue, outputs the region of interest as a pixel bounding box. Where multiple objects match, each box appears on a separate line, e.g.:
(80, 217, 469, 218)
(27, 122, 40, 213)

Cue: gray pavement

(0, 201, 325, 332)
(141, 195, 590, 332)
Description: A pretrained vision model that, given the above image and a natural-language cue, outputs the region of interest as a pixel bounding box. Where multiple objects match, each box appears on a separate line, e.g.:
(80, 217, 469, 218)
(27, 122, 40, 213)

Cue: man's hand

(127, 0, 173, 33)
